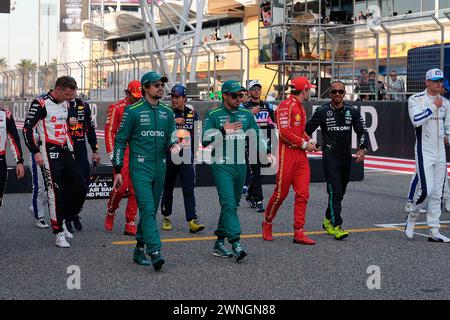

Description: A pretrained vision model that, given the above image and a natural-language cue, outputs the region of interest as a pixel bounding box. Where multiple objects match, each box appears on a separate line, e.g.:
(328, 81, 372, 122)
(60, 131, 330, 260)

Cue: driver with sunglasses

(305, 80, 369, 240)
(202, 80, 274, 262)
(113, 71, 179, 270)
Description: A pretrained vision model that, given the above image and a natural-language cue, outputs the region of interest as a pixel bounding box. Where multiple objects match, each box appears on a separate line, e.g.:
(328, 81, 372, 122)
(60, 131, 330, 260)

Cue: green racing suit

(114, 98, 177, 254)
(202, 104, 268, 243)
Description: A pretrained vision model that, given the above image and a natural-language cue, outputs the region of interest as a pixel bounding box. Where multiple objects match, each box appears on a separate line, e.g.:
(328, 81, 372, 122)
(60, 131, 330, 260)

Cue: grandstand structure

(3, 1, 450, 101)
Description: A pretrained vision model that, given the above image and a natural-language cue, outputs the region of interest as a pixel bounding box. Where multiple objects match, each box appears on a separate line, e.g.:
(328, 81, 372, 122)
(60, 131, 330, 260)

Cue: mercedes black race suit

(23, 92, 86, 234)
(242, 100, 276, 203)
(0, 108, 24, 208)
(305, 102, 369, 227)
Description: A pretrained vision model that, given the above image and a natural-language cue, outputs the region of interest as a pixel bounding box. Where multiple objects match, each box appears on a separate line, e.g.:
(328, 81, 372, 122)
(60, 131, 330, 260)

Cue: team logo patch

(159, 111, 168, 120)
(327, 111, 333, 117)
(51, 116, 57, 122)
(187, 113, 194, 118)
(77, 106, 84, 110)
(295, 114, 301, 121)
(345, 110, 351, 117)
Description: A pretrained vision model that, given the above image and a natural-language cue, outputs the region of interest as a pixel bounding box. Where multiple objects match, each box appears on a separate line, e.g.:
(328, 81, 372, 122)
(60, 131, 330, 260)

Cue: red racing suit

(104, 97, 137, 223)
(265, 96, 311, 230)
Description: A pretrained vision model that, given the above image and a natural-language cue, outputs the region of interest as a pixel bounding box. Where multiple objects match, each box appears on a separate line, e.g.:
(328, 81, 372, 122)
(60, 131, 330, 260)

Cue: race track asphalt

(1, 168, 449, 300)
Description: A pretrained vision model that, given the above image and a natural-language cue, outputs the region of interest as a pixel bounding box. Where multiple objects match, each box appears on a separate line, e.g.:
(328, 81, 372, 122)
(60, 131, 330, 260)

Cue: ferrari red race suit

(264, 95, 311, 230)
(105, 97, 137, 223)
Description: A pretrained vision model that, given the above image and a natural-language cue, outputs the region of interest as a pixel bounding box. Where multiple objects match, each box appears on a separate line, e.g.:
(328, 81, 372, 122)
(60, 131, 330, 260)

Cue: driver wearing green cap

(202, 80, 275, 262)
(113, 71, 179, 271)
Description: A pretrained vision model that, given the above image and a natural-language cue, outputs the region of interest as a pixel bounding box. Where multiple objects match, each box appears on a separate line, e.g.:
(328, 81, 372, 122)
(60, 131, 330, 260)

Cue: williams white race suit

(408, 90, 450, 229)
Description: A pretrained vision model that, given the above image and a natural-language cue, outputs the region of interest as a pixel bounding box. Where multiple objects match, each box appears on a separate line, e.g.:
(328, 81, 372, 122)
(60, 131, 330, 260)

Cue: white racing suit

(408, 90, 450, 230)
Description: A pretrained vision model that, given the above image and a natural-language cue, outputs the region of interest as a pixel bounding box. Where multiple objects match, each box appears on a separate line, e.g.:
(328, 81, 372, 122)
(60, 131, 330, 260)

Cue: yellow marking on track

(112, 225, 449, 245)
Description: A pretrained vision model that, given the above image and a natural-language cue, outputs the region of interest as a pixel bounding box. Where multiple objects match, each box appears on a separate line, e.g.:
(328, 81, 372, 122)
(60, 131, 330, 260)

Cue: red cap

(291, 77, 316, 91)
(126, 80, 143, 99)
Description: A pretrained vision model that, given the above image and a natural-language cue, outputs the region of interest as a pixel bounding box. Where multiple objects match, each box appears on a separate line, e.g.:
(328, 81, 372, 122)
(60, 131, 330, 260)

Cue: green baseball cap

(221, 80, 242, 93)
(141, 71, 168, 86)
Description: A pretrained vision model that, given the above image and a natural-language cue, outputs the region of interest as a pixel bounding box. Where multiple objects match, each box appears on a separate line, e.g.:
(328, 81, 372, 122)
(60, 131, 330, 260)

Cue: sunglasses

(150, 82, 165, 88)
(226, 92, 244, 99)
(330, 89, 345, 95)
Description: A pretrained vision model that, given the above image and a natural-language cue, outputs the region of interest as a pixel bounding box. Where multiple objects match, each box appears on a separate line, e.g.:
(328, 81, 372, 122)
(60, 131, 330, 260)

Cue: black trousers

(0, 155, 7, 208)
(73, 145, 91, 191)
(247, 163, 263, 202)
(67, 145, 91, 223)
(41, 144, 86, 234)
(161, 159, 197, 222)
(323, 152, 352, 227)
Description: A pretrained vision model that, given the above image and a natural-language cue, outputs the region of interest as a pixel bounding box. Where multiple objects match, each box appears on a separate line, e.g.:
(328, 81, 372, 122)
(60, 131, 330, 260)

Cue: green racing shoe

(334, 226, 349, 240)
(322, 218, 336, 235)
(133, 247, 151, 266)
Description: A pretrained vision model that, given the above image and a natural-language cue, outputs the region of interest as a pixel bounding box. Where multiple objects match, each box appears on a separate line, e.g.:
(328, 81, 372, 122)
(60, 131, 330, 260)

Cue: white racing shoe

(445, 203, 450, 213)
(404, 214, 417, 239)
(404, 202, 426, 214)
(428, 228, 450, 243)
(404, 202, 413, 213)
(36, 219, 50, 228)
(63, 220, 73, 239)
(55, 232, 70, 248)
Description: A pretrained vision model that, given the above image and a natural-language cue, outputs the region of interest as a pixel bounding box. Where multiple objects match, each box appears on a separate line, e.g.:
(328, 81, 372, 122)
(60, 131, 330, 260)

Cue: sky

(0, 0, 58, 69)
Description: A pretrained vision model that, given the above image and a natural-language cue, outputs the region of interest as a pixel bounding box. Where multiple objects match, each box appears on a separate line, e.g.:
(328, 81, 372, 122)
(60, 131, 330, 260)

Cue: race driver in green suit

(202, 80, 275, 262)
(113, 71, 180, 271)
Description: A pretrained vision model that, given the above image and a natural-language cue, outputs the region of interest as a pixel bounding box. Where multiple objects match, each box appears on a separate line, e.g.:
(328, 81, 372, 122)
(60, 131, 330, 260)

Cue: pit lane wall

(6, 100, 417, 159)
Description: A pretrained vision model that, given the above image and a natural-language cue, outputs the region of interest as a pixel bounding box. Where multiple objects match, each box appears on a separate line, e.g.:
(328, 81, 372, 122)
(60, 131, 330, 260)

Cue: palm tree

(38, 59, 58, 93)
(16, 59, 37, 98)
(0, 57, 7, 70)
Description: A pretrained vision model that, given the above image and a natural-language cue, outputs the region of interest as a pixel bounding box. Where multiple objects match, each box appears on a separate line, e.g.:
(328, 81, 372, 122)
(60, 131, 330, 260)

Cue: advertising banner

(0, 0, 10, 14)
(86, 167, 114, 199)
(60, 0, 89, 32)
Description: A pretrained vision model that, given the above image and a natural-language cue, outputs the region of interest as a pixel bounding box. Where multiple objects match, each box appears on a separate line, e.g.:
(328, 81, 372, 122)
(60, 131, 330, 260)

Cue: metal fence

(0, 38, 255, 102)
(2, 11, 450, 102)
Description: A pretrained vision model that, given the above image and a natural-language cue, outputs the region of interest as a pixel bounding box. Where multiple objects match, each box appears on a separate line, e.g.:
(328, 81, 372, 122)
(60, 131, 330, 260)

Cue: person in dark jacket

(305, 80, 369, 240)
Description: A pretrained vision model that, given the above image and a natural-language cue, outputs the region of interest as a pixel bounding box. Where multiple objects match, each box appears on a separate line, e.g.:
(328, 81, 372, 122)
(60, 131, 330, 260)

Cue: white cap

(426, 68, 444, 81)
(248, 80, 262, 90)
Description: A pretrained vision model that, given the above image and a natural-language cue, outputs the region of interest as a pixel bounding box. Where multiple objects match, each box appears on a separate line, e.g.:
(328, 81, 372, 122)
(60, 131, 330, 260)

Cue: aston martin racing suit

(0, 108, 24, 208)
(305, 102, 369, 227)
(202, 104, 267, 243)
(105, 97, 138, 224)
(408, 90, 450, 229)
(113, 98, 177, 254)
(23, 92, 86, 234)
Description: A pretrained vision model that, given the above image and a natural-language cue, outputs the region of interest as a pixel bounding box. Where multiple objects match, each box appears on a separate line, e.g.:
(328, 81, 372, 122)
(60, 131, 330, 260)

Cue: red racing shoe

(104, 211, 115, 232)
(262, 221, 273, 241)
(124, 221, 137, 236)
(293, 229, 316, 245)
